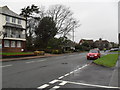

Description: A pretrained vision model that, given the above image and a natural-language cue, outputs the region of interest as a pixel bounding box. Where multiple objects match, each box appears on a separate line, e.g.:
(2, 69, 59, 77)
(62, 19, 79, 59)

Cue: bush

(44, 49, 52, 53)
(34, 51, 45, 56)
(52, 49, 62, 54)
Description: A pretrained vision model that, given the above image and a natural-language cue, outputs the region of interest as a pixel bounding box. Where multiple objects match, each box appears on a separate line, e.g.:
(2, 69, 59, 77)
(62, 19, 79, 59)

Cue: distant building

(94, 38, 110, 50)
(109, 42, 118, 48)
(79, 39, 94, 46)
(0, 6, 26, 52)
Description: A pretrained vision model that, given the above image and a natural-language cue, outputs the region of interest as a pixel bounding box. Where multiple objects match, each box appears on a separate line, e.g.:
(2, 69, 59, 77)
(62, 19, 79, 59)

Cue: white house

(0, 6, 26, 52)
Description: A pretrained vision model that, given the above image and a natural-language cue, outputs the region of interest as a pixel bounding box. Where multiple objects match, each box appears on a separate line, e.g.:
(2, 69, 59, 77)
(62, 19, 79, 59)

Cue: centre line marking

(0, 64, 12, 68)
(26, 61, 35, 63)
(37, 84, 49, 89)
(58, 64, 88, 80)
(64, 73, 69, 76)
(58, 76, 64, 79)
(36, 60, 46, 62)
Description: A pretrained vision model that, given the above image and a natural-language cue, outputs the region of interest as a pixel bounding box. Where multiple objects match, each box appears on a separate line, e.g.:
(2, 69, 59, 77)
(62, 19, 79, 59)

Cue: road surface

(2, 52, 119, 89)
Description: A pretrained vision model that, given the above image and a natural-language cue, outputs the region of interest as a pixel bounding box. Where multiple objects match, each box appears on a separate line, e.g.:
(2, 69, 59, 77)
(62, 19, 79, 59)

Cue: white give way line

(37, 64, 89, 89)
(58, 80, 120, 89)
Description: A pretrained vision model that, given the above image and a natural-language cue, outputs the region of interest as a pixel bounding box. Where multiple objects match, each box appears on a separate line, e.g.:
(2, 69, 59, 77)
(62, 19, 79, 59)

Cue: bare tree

(47, 4, 80, 37)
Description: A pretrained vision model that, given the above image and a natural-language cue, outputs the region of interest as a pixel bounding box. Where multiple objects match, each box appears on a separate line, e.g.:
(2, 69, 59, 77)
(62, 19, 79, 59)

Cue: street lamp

(73, 21, 75, 43)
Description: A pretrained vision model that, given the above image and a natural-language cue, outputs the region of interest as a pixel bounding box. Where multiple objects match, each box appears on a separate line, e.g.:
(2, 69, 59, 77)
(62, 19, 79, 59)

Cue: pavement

(0, 53, 60, 62)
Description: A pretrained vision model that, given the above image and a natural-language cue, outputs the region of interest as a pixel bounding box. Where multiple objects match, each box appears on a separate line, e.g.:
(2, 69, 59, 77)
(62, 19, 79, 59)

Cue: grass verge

(0, 52, 34, 55)
(93, 54, 118, 67)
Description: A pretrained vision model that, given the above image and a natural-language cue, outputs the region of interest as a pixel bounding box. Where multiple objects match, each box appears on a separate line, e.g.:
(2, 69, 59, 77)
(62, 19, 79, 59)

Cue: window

(11, 41, 15, 47)
(16, 30, 21, 38)
(12, 17, 16, 23)
(11, 29, 16, 38)
(17, 41, 21, 47)
(18, 19, 21, 24)
(6, 16, 10, 22)
(6, 28, 11, 37)
(4, 40, 10, 47)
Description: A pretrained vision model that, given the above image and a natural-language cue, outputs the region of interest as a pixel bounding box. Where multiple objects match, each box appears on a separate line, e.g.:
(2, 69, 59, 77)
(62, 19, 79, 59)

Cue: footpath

(0, 53, 60, 62)
(109, 55, 120, 87)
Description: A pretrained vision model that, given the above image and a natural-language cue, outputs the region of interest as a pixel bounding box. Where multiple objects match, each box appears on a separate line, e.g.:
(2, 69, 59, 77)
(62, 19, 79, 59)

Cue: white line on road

(52, 86, 60, 88)
(58, 80, 120, 89)
(37, 84, 49, 89)
(26, 59, 46, 64)
(49, 79, 59, 84)
(0, 64, 12, 68)
(58, 76, 64, 79)
(64, 73, 70, 77)
(50, 86, 60, 90)
(59, 81, 67, 85)
(36, 59, 46, 62)
(26, 61, 35, 63)
(58, 64, 88, 80)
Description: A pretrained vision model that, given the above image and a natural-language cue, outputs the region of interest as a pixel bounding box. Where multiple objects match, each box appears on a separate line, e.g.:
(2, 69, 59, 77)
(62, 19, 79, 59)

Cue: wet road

(2, 52, 119, 89)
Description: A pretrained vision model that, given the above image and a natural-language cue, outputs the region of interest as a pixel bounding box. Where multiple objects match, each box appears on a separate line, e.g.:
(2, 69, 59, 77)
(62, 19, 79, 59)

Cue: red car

(87, 49, 101, 60)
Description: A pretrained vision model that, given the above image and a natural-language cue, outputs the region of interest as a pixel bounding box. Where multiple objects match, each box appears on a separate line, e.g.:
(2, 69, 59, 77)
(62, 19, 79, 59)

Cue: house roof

(0, 6, 25, 20)
(79, 39, 93, 44)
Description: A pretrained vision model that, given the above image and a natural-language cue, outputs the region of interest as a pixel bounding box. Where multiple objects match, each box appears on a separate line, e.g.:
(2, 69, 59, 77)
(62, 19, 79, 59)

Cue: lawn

(93, 54, 118, 67)
(0, 52, 34, 56)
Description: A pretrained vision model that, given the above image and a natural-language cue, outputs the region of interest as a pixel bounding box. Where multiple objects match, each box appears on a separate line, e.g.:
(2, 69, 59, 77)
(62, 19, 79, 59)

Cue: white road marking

(37, 84, 49, 89)
(59, 81, 67, 85)
(58, 64, 88, 80)
(49, 79, 59, 84)
(58, 76, 64, 79)
(64, 73, 69, 76)
(69, 71, 74, 74)
(58, 80, 120, 89)
(36, 59, 46, 62)
(26, 61, 35, 63)
(52, 86, 60, 89)
(26, 59, 46, 64)
(37, 64, 89, 89)
(0, 64, 12, 68)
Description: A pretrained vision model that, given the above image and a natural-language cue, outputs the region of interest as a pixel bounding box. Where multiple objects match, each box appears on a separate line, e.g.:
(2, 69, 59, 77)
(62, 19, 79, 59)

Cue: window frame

(6, 16, 10, 22)
(17, 41, 21, 48)
(18, 19, 21, 24)
(4, 40, 10, 47)
(12, 17, 16, 23)
(11, 41, 16, 47)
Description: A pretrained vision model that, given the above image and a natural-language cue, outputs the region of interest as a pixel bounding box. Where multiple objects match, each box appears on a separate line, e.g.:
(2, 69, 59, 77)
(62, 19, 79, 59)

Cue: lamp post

(73, 21, 75, 43)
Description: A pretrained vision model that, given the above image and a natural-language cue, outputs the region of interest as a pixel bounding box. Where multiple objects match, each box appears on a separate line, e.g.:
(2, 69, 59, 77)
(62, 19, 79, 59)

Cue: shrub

(52, 49, 62, 54)
(44, 49, 52, 53)
(34, 51, 45, 56)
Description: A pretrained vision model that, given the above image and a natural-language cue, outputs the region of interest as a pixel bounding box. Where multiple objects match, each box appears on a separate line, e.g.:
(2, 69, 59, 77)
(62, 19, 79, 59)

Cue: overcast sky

(0, 0, 119, 43)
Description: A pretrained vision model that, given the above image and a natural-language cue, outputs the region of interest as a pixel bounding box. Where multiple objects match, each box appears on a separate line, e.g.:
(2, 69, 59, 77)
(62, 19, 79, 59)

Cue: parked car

(110, 48, 119, 51)
(87, 49, 101, 60)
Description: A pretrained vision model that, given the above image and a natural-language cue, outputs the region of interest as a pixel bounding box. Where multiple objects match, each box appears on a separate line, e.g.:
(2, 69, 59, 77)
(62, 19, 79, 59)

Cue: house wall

(2, 40, 25, 52)
(0, 6, 26, 52)
(0, 14, 6, 39)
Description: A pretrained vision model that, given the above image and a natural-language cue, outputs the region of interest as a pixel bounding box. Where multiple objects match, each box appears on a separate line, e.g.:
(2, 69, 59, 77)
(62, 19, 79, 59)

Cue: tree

(20, 4, 40, 50)
(47, 5, 80, 37)
(35, 17, 57, 49)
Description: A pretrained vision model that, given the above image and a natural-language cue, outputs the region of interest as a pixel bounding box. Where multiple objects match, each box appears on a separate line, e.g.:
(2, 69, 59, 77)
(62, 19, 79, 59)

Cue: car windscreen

(89, 50, 98, 53)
